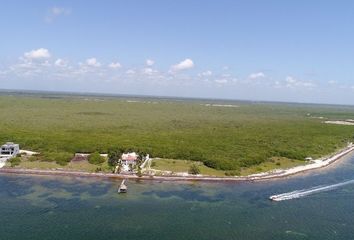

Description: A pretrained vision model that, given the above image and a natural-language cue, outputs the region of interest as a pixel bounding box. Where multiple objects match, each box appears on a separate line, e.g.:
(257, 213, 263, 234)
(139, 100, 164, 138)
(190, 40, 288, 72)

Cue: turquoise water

(1, 154, 354, 239)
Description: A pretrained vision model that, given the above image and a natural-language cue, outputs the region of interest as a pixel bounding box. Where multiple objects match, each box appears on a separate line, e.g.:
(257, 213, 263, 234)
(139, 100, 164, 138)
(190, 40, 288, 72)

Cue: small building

(0, 142, 20, 157)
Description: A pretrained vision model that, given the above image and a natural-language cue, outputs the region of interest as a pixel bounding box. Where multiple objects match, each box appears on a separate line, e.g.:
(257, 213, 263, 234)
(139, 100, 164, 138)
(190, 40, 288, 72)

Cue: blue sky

(1, 0, 354, 104)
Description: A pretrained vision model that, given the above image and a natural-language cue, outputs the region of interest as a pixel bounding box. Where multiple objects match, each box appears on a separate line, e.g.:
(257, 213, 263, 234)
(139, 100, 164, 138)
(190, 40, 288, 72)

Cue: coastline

(1, 144, 354, 182)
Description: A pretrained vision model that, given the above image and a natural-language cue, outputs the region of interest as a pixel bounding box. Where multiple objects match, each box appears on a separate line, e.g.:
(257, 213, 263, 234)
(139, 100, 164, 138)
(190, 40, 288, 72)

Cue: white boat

(269, 195, 278, 201)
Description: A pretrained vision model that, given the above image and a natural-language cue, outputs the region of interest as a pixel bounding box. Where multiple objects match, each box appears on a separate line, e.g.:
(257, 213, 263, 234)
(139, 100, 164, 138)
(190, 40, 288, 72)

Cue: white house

(0, 142, 20, 157)
(120, 152, 139, 171)
(0, 142, 20, 168)
(121, 152, 138, 165)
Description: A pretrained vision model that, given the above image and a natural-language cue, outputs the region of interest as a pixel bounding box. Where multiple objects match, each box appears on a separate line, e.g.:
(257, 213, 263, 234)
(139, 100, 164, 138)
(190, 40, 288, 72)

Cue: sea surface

(1, 154, 354, 239)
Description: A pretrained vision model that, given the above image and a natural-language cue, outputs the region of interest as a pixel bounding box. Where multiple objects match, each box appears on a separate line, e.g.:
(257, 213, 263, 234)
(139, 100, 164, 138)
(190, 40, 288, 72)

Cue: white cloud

(215, 79, 228, 84)
(248, 72, 265, 79)
(24, 48, 51, 60)
(54, 58, 67, 67)
(274, 81, 281, 88)
(171, 58, 194, 71)
(109, 62, 122, 69)
(142, 68, 158, 75)
(221, 73, 231, 78)
(285, 76, 296, 84)
(328, 80, 337, 85)
(126, 69, 135, 75)
(146, 59, 154, 66)
(285, 76, 315, 88)
(46, 7, 71, 23)
(199, 70, 212, 77)
(41, 60, 51, 67)
(86, 58, 101, 67)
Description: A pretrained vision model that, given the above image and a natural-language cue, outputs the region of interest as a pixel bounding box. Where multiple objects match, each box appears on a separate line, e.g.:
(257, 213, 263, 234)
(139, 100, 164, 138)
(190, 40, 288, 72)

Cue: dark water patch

(46, 179, 109, 194)
(240, 189, 264, 199)
(3, 187, 35, 198)
(142, 188, 223, 202)
(72, 192, 82, 197)
(23, 206, 58, 216)
(85, 182, 111, 196)
(38, 192, 52, 198)
(46, 197, 84, 211)
(40, 179, 106, 196)
(0, 178, 35, 197)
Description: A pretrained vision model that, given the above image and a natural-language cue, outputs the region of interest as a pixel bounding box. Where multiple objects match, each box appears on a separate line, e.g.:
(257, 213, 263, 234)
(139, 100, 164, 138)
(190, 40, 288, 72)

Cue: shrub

(108, 149, 123, 167)
(204, 159, 217, 169)
(42, 152, 73, 166)
(9, 157, 21, 167)
(188, 164, 200, 175)
(56, 153, 72, 166)
(88, 152, 105, 165)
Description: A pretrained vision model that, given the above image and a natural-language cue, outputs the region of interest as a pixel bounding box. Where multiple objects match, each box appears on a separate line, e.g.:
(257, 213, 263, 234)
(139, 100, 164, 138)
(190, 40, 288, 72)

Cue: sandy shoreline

(1, 144, 353, 182)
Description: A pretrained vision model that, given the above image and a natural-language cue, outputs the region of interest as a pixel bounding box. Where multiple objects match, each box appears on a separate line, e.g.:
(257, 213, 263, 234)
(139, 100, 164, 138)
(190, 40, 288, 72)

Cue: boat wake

(269, 179, 354, 201)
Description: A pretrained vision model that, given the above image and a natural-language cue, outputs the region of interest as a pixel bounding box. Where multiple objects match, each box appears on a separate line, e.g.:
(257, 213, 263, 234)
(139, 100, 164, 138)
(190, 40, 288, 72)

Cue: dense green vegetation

(30, 152, 73, 166)
(88, 152, 105, 165)
(0, 93, 354, 171)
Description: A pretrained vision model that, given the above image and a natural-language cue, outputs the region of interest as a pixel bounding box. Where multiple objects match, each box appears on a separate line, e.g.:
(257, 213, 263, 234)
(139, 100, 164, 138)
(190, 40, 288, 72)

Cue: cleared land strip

(1, 144, 353, 182)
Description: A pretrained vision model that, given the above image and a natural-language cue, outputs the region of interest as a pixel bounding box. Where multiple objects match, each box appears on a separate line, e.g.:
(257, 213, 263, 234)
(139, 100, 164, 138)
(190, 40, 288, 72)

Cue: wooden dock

(118, 179, 127, 193)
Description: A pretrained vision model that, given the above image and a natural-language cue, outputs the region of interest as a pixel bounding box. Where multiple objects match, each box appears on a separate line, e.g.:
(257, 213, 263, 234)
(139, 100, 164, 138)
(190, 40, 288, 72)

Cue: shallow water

(1, 154, 354, 239)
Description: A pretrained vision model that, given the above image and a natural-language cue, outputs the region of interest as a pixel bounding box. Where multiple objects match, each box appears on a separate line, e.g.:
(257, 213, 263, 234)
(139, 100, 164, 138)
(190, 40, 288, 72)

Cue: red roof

(122, 153, 138, 161)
